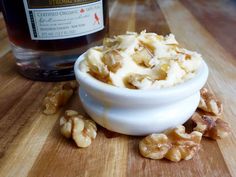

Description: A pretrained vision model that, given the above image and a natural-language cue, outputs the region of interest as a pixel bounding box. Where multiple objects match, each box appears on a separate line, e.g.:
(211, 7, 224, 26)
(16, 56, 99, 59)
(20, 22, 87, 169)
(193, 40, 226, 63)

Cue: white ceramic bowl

(74, 52, 209, 136)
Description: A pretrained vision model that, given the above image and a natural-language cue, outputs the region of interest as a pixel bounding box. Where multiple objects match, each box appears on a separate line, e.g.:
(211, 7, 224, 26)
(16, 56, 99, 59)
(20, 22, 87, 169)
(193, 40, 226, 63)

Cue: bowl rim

(74, 52, 209, 98)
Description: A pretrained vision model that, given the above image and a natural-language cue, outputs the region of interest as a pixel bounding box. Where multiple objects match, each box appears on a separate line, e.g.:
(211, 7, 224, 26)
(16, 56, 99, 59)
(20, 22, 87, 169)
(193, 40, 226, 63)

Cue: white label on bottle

(23, 0, 104, 40)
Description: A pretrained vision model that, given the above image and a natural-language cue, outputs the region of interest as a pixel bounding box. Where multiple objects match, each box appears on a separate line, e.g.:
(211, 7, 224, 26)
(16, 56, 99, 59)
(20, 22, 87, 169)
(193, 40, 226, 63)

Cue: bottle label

(23, 0, 104, 40)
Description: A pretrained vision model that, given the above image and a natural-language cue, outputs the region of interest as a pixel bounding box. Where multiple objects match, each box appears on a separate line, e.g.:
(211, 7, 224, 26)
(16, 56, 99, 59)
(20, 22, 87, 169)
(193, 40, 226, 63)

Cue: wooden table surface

(0, 0, 236, 177)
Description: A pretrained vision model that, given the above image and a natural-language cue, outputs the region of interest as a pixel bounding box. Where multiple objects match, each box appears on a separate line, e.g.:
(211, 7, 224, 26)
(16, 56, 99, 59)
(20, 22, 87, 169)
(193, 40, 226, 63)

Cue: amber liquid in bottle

(1, 0, 108, 81)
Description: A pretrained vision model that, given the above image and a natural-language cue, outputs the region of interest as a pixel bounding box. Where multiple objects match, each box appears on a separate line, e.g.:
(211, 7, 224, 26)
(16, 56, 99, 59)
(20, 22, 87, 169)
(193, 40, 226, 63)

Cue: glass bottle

(1, 0, 108, 81)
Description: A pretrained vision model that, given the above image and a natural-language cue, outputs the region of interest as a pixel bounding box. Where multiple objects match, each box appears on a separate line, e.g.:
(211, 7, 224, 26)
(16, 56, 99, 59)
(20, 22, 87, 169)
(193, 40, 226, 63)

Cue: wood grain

(0, 0, 236, 176)
(0, 18, 10, 58)
(157, 0, 236, 176)
(180, 0, 236, 59)
(109, 0, 137, 35)
(135, 0, 170, 34)
(0, 38, 10, 58)
(127, 137, 230, 177)
(28, 97, 129, 177)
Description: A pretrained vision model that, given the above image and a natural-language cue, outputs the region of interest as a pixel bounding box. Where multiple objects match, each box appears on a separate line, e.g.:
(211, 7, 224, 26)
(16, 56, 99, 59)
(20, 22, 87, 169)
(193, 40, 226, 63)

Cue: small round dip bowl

(74, 52, 209, 136)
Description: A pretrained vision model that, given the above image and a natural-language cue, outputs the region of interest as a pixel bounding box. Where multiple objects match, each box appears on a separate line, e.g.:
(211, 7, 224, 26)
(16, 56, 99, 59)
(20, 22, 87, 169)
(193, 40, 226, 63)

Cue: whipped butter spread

(80, 31, 203, 89)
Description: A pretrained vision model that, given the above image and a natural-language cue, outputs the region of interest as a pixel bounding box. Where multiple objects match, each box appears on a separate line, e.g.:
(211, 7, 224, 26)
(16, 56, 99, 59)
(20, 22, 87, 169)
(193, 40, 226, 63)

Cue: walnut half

(43, 81, 77, 115)
(139, 126, 202, 162)
(60, 110, 97, 148)
(191, 113, 230, 140)
(198, 88, 223, 116)
(139, 134, 171, 159)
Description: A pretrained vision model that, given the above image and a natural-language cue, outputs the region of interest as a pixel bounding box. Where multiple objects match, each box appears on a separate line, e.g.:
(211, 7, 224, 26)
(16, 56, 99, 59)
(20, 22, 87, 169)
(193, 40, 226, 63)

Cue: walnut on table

(60, 110, 97, 148)
(139, 125, 202, 162)
(191, 113, 230, 140)
(139, 134, 171, 160)
(43, 81, 77, 115)
(194, 87, 230, 139)
(198, 88, 223, 116)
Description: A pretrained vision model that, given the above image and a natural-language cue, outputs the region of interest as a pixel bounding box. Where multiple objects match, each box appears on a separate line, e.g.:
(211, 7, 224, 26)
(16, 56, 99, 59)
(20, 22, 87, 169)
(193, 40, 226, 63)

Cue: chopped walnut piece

(60, 110, 97, 148)
(139, 40, 155, 54)
(139, 126, 202, 162)
(191, 113, 230, 140)
(198, 88, 223, 115)
(125, 74, 153, 89)
(103, 37, 119, 49)
(43, 81, 77, 115)
(132, 48, 153, 67)
(85, 49, 110, 83)
(87, 62, 110, 83)
(62, 81, 77, 90)
(102, 50, 123, 73)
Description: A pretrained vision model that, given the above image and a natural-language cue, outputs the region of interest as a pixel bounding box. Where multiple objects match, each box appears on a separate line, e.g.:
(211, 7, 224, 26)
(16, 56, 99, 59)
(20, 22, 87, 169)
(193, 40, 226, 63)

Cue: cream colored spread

(79, 31, 203, 89)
